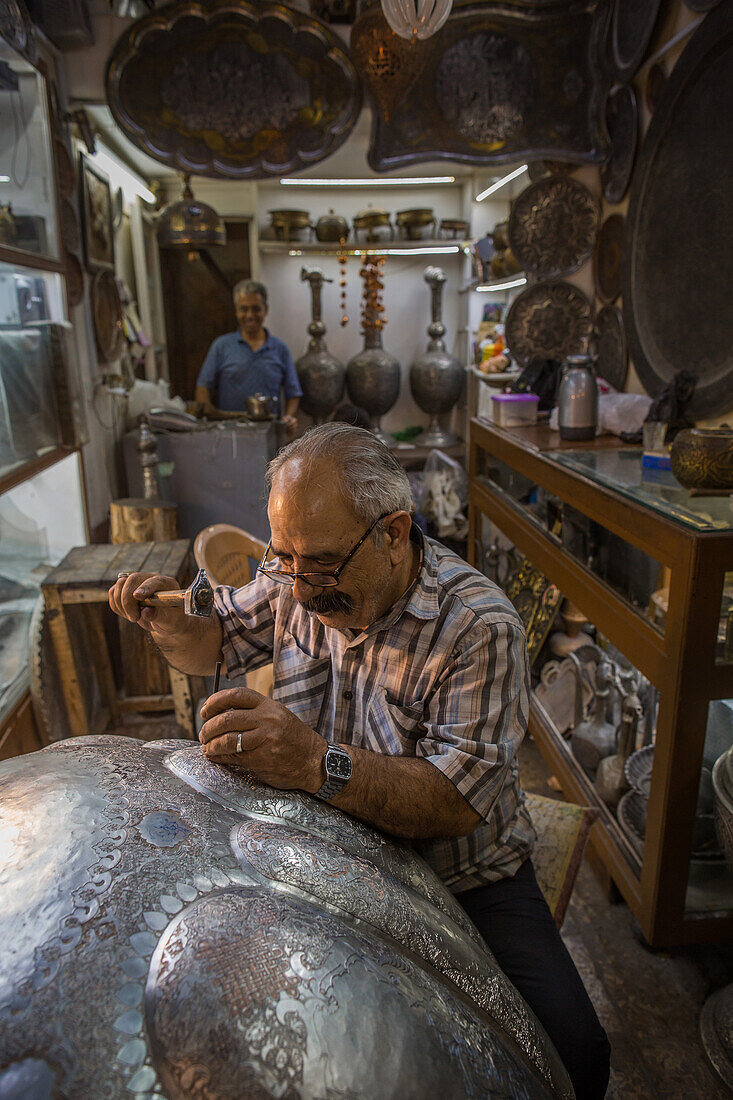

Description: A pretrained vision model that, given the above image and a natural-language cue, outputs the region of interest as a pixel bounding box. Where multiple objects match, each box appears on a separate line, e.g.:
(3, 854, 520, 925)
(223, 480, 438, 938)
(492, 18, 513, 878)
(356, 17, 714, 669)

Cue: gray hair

(233, 279, 268, 306)
(265, 423, 413, 531)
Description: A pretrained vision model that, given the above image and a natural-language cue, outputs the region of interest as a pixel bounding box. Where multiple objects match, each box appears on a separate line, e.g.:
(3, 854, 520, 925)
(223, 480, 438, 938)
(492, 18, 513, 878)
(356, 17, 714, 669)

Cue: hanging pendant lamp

(380, 0, 453, 40)
(156, 174, 226, 248)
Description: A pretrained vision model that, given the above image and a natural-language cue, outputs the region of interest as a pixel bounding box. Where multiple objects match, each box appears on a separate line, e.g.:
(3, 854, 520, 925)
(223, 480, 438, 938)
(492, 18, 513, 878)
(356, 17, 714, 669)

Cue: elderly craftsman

(109, 423, 610, 1099)
(195, 278, 301, 434)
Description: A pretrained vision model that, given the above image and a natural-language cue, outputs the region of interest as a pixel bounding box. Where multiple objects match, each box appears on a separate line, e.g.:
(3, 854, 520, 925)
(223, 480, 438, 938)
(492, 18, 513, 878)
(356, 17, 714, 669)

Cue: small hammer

(118, 567, 214, 617)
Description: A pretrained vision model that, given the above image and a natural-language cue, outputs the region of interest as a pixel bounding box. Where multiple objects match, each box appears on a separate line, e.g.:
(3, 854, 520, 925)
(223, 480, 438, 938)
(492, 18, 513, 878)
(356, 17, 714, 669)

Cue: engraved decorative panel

(505, 280, 593, 366)
(0, 737, 572, 1097)
(105, 0, 362, 179)
(508, 175, 599, 279)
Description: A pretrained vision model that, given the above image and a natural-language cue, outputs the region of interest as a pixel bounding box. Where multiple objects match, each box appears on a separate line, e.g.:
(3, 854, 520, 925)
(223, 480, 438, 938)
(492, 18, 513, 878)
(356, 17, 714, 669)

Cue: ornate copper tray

(592, 304, 628, 391)
(608, 0, 662, 82)
(508, 175, 599, 279)
(63, 250, 84, 308)
(91, 269, 124, 362)
(505, 280, 593, 366)
(594, 213, 625, 304)
(624, 5, 733, 418)
(505, 557, 562, 667)
(106, 0, 362, 179)
(601, 84, 638, 205)
(353, 1, 609, 172)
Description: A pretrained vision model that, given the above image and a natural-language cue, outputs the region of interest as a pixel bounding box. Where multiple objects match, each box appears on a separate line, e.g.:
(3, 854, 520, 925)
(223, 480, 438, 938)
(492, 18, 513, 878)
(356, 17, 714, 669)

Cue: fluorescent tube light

(475, 276, 527, 292)
(475, 165, 528, 202)
(288, 245, 461, 258)
(0, 175, 9, 183)
(91, 144, 156, 205)
(280, 176, 456, 187)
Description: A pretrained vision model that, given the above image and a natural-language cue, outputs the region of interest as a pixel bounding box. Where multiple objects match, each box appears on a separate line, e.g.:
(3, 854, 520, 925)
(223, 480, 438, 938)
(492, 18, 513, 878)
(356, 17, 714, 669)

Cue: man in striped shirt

(110, 422, 609, 1098)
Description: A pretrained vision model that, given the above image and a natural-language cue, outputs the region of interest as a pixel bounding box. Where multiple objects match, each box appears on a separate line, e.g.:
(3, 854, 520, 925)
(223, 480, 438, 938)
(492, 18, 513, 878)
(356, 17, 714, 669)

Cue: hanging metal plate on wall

(592, 303, 628, 391)
(508, 175, 600, 280)
(355, 0, 610, 172)
(105, 0, 362, 179)
(607, 0, 662, 83)
(624, 4, 733, 418)
(505, 280, 593, 366)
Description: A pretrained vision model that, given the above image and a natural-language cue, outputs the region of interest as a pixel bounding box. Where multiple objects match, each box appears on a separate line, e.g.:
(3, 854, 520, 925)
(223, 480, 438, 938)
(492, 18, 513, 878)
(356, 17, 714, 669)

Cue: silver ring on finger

(117, 571, 133, 580)
(236, 732, 243, 754)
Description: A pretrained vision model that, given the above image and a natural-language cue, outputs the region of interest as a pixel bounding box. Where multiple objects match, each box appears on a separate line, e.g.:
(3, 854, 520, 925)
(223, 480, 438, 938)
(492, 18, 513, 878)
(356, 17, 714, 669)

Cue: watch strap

(314, 744, 352, 802)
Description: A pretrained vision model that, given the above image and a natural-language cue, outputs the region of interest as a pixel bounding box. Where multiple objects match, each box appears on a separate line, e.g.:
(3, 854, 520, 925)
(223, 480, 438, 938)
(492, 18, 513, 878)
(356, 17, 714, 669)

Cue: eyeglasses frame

(257, 511, 393, 589)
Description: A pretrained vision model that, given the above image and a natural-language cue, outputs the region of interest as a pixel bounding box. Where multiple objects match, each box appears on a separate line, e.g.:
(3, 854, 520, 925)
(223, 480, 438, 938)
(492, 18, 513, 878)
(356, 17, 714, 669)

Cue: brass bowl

(353, 207, 391, 229)
(315, 210, 349, 242)
(670, 427, 733, 493)
(268, 209, 312, 240)
(396, 208, 435, 226)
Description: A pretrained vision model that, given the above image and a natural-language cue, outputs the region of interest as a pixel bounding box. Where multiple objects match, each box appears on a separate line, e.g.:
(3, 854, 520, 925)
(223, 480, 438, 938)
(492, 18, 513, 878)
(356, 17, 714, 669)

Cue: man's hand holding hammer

(108, 570, 223, 677)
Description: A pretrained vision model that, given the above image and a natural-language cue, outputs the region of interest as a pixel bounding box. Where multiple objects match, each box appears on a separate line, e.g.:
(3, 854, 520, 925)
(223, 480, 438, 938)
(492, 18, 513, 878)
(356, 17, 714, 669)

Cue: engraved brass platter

(608, 0, 662, 82)
(592, 304, 628, 391)
(105, 0, 362, 179)
(0, 737, 572, 1098)
(601, 84, 638, 205)
(624, 5, 733, 417)
(594, 213, 625, 304)
(505, 280, 593, 366)
(508, 175, 599, 279)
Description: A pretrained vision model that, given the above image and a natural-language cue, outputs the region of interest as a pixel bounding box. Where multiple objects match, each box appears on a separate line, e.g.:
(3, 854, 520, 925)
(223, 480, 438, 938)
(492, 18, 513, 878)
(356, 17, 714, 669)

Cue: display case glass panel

(0, 452, 86, 719)
(685, 697, 733, 916)
(0, 40, 60, 261)
(0, 261, 68, 482)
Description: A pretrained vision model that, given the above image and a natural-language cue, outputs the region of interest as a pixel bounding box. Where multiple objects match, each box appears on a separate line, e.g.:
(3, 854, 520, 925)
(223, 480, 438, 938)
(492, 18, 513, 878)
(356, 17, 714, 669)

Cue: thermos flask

(558, 354, 598, 442)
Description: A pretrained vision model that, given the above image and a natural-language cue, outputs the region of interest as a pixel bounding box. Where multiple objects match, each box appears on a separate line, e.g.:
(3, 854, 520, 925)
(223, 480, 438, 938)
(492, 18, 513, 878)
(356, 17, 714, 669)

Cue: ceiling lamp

(156, 175, 226, 249)
(380, 0, 453, 40)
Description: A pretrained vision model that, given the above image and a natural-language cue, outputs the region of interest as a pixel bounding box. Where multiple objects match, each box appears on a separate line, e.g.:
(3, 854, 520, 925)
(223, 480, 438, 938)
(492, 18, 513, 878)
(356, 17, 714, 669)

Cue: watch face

(326, 747, 352, 780)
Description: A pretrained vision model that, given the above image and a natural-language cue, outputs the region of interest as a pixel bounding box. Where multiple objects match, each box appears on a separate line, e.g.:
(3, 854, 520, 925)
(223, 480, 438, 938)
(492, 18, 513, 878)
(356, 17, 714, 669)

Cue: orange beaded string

(338, 238, 349, 326)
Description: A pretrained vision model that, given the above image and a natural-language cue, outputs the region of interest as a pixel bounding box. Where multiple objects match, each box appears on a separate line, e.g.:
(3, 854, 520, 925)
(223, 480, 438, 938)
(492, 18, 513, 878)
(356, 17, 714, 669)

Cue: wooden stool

(41, 539, 196, 737)
(525, 792, 599, 928)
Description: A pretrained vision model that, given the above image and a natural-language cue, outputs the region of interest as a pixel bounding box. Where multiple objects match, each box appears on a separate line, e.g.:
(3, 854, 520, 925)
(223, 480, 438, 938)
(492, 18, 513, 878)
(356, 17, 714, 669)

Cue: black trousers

(455, 860, 611, 1100)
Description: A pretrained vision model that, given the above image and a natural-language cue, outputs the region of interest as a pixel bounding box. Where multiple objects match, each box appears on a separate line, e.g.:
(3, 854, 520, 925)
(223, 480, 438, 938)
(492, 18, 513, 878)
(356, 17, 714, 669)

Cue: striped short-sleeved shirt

(215, 528, 535, 893)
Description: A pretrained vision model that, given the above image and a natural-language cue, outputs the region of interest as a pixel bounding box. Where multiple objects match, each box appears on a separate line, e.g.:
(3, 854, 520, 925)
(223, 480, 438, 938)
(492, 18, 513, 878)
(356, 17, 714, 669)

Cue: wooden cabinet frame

(468, 417, 733, 947)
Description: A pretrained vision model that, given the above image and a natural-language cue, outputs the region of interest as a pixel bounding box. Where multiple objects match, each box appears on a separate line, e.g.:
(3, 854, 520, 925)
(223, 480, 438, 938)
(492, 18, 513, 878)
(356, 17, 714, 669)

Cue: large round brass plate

(624, 5, 733, 417)
(592, 304, 628, 391)
(508, 175, 599, 279)
(91, 269, 124, 362)
(594, 213, 625, 304)
(601, 84, 638, 205)
(505, 280, 593, 366)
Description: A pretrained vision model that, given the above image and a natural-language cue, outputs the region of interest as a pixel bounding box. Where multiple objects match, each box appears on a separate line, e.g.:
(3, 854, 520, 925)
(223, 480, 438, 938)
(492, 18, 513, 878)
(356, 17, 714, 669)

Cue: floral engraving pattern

(505, 280, 593, 365)
(508, 176, 599, 279)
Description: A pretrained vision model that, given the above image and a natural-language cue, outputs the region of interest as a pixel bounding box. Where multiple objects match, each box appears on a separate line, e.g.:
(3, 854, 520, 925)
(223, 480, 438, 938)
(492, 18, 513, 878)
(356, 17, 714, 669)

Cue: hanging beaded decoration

(359, 253, 387, 333)
(338, 238, 349, 326)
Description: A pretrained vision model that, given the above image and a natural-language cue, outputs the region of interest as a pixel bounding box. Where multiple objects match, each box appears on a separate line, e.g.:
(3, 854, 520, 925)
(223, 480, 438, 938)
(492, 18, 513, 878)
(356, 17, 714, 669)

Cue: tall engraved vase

(410, 266, 463, 447)
(346, 326, 401, 448)
(295, 266, 345, 424)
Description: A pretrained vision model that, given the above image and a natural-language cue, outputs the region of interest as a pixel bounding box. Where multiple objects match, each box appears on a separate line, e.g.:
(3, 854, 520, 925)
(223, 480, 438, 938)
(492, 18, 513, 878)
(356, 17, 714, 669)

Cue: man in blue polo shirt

(195, 279, 301, 435)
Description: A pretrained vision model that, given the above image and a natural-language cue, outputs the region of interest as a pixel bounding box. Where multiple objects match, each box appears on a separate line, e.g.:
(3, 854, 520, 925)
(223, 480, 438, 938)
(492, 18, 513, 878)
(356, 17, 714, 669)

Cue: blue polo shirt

(196, 329, 302, 415)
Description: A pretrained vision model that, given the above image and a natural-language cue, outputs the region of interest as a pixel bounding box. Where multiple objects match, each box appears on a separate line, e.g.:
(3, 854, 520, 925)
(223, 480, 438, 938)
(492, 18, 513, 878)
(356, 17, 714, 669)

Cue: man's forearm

(284, 397, 299, 418)
(311, 745, 482, 840)
(149, 613, 224, 676)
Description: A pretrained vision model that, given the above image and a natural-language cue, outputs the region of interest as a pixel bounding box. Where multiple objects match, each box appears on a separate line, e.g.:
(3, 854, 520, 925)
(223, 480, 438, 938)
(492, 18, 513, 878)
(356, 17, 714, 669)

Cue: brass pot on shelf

(352, 206, 392, 242)
(395, 207, 436, 240)
(268, 209, 312, 241)
(315, 209, 349, 243)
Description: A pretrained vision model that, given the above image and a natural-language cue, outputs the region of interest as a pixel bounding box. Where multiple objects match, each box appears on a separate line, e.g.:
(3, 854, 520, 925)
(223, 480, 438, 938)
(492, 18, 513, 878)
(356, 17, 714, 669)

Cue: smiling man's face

(235, 292, 267, 341)
(267, 457, 409, 632)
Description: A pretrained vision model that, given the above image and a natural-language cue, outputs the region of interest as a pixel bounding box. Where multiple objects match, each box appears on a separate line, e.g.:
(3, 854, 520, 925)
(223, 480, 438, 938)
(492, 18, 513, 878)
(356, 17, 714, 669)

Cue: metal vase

(346, 327, 401, 448)
(410, 266, 463, 447)
(295, 267, 345, 424)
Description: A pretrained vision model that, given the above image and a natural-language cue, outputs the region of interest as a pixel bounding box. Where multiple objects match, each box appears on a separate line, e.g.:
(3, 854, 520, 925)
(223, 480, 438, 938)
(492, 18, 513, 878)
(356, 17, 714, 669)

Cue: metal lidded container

(557, 353, 598, 441)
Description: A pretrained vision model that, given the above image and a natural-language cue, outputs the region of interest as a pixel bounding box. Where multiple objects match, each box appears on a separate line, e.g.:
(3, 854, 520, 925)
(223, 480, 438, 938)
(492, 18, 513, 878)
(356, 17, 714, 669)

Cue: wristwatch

(314, 743, 352, 802)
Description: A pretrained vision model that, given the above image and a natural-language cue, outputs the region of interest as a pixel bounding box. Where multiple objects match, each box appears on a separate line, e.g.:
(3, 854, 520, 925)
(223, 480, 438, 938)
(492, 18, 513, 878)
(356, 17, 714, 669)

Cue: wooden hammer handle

(138, 590, 186, 608)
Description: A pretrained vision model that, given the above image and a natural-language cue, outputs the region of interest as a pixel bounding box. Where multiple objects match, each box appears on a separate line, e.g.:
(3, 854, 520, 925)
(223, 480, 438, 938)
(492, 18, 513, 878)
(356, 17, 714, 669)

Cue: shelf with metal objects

(258, 239, 470, 258)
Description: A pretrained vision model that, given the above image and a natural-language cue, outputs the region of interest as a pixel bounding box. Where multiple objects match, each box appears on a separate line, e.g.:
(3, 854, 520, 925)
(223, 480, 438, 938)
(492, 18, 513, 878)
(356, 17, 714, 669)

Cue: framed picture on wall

(79, 155, 114, 272)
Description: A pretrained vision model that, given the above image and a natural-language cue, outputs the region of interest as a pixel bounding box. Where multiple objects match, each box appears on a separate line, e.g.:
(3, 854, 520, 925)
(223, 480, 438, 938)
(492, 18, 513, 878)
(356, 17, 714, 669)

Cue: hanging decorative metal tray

(592, 304, 628, 391)
(594, 213, 625, 304)
(105, 0, 362, 179)
(601, 83, 638, 205)
(63, 250, 84, 308)
(645, 61, 667, 114)
(508, 175, 599, 279)
(354, 0, 609, 172)
(608, 0, 662, 82)
(505, 556, 562, 667)
(624, 5, 733, 418)
(505, 280, 593, 367)
(91, 269, 124, 362)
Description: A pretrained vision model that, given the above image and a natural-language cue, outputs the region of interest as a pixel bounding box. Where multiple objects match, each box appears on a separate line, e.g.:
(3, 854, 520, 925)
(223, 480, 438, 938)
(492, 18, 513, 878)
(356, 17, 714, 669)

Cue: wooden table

(41, 540, 195, 737)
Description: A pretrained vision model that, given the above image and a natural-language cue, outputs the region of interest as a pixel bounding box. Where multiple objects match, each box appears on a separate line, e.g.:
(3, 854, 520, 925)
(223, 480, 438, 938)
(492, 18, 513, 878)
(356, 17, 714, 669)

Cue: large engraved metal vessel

(346, 330, 401, 448)
(295, 266, 345, 424)
(410, 266, 464, 447)
(0, 737, 572, 1099)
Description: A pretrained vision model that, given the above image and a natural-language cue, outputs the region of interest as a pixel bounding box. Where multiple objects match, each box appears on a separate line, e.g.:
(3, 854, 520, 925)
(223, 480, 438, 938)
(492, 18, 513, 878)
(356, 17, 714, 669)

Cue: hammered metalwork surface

(508, 175, 599, 280)
(105, 0, 362, 179)
(0, 736, 572, 1098)
(505, 281, 593, 366)
(360, 0, 609, 172)
(600, 84, 638, 206)
(592, 304, 628, 390)
(624, 5, 733, 417)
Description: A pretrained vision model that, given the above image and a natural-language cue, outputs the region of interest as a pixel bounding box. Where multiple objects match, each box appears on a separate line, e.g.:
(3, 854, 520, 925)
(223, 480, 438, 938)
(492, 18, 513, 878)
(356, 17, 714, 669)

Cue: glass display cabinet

(468, 417, 733, 947)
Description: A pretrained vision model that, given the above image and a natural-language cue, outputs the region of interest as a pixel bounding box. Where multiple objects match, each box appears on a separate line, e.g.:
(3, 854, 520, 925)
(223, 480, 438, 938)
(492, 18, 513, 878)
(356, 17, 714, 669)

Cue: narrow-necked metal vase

(346, 296, 400, 448)
(295, 266, 345, 424)
(410, 266, 463, 447)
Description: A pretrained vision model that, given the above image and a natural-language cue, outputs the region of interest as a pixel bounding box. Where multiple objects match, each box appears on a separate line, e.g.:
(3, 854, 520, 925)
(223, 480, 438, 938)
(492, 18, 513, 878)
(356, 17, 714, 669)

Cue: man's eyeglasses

(258, 512, 392, 588)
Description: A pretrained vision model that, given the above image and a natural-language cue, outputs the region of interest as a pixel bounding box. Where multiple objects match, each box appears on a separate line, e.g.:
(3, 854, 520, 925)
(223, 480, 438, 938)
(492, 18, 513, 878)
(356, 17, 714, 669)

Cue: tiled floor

(520, 735, 733, 1099)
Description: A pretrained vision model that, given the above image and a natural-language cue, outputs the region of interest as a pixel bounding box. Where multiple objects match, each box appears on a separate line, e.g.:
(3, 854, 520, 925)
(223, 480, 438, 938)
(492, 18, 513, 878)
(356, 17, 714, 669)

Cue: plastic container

(491, 392, 540, 427)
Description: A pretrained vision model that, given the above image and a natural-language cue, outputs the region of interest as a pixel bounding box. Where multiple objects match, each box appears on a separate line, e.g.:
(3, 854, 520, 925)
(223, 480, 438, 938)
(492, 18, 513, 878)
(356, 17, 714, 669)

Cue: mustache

(300, 590, 354, 616)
